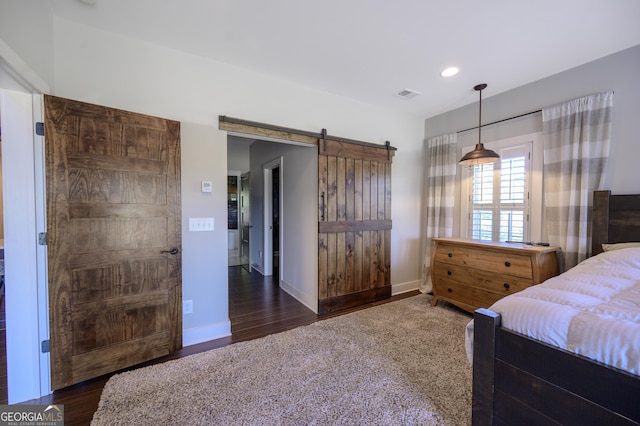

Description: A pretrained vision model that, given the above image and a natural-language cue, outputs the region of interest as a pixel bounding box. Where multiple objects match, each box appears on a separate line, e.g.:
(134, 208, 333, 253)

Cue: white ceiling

(46, 0, 640, 118)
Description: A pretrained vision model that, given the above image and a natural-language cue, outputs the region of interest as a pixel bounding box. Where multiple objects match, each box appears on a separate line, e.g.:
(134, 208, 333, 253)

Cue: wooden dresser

(430, 238, 560, 313)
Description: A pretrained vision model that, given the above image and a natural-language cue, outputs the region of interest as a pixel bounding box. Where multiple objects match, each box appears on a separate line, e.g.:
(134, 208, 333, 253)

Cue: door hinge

(41, 339, 50, 353)
(35, 122, 44, 136)
(38, 232, 47, 245)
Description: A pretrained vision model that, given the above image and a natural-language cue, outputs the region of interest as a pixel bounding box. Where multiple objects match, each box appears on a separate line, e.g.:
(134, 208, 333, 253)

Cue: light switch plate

(189, 217, 214, 232)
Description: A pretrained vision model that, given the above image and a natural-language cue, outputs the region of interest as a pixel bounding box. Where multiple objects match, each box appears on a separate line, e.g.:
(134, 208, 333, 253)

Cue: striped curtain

(542, 91, 613, 270)
(420, 133, 457, 293)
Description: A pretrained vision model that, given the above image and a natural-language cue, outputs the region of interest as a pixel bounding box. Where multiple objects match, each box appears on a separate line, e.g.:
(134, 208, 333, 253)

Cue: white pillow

(601, 242, 640, 252)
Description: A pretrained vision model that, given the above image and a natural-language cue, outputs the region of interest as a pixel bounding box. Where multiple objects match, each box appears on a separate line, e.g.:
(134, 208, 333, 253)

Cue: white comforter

(465, 247, 640, 376)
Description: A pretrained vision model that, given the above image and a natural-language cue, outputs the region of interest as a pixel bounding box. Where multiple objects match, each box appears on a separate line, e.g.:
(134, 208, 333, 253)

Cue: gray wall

(249, 140, 318, 311)
(227, 136, 252, 172)
(425, 44, 640, 194)
(180, 123, 229, 339)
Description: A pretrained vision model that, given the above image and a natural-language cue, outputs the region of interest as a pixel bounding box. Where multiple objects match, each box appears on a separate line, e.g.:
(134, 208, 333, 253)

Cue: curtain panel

(420, 133, 457, 293)
(542, 91, 613, 270)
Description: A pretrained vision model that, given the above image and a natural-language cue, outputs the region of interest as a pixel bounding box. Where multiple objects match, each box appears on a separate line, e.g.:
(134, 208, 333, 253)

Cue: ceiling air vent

(394, 88, 422, 100)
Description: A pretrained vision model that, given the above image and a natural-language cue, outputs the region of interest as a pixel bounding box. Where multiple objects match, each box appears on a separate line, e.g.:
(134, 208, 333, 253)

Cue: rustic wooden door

(44, 95, 182, 390)
(318, 139, 393, 314)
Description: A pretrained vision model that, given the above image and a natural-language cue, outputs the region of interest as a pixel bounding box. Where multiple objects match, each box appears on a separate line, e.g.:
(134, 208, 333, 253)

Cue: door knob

(161, 247, 179, 255)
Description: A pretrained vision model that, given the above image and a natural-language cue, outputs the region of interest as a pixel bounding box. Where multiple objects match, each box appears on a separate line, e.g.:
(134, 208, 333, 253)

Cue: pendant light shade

(459, 84, 500, 166)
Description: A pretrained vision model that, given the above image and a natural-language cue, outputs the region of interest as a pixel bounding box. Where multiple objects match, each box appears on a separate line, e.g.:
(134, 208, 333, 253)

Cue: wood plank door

(44, 95, 182, 390)
(318, 139, 393, 314)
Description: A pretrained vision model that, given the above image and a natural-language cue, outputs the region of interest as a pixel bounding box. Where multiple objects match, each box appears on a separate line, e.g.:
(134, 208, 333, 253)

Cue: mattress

(465, 247, 640, 376)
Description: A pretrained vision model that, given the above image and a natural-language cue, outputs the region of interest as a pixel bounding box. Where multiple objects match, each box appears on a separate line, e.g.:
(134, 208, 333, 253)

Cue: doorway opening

(272, 166, 279, 279)
(227, 174, 241, 267)
(226, 133, 318, 322)
(228, 170, 252, 272)
(0, 88, 50, 402)
(263, 158, 282, 278)
(240, 172, 251, 272)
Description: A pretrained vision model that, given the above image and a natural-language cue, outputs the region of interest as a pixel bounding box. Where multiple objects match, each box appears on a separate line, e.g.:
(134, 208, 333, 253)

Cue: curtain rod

(456, 90, 614, 134)
(456, 109, 542, 134)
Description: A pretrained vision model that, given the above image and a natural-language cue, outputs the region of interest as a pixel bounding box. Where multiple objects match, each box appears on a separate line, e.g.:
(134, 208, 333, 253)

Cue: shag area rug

(91, 295, 473, 425)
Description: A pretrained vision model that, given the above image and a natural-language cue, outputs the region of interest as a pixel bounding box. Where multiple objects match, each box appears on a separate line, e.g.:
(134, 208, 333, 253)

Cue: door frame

(263, 157, 283, 277)
(0, 43, 51, 402)
(219, 116, 396, 315)
(227, 170, 242, 266)
(33, 95, 50, 397)
(239, 171, 251, 271)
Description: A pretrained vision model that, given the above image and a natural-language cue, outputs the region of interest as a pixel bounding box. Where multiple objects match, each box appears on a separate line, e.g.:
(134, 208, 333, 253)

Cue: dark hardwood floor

(24, 266, 419, 425)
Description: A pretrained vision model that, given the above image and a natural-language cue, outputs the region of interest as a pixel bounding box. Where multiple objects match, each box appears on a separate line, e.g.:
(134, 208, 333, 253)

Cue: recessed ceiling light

(440, 67, 460, 77)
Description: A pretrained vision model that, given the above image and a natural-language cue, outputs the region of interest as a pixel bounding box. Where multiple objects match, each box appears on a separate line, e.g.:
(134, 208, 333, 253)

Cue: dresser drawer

(433, 245, 533, 279)
(431, 238, 560, 313)
(431, 279, 507, 311)
(432, 262, 533, 297)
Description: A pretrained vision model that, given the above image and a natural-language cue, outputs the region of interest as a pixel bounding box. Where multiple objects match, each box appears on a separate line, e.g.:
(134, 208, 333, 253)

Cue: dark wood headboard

(592, 190, 640, 255)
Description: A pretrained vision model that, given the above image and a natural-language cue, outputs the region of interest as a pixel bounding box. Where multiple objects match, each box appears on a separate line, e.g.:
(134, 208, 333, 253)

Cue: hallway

(228, 265, 317, 343)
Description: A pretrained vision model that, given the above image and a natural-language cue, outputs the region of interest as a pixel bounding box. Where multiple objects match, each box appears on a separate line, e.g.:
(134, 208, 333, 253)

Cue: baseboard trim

(251, 264, 264, 275)
(183, 320, 231, 347)
(280, 279, 318, 314)
(278, 279, 420, 313)
(392, 279, 420, 296)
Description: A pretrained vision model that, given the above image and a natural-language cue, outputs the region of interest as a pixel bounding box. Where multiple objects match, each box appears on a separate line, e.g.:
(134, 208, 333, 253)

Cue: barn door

(318, 138, 393, 314)
(44, 95, 182, 389)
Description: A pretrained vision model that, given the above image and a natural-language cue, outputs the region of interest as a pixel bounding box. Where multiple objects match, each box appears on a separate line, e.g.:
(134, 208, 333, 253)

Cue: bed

(471, 190, 640, 425)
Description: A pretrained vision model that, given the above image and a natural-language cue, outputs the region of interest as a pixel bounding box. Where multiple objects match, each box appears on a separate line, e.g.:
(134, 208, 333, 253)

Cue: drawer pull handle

(447, 288, 453, 293)
(448, 253, 453, 258)
(504, 283, 510, 290)
(505, 261, 511, 267)
(447, 271, 452, 276)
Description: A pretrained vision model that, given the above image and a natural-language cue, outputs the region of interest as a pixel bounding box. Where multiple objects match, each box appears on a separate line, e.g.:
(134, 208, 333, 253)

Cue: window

(466, 144, 531, 242)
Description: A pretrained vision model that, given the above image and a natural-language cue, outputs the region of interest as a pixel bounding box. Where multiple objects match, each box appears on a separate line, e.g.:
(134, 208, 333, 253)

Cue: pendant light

(459, 83, 500, 165)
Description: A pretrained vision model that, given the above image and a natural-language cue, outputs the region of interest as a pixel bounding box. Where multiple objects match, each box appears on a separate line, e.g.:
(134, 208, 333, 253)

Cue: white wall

(50, 18, 424, 342)
(0, 2, 53, 402)
(0, 1, 54, 89)
(0, 89, 41, 403)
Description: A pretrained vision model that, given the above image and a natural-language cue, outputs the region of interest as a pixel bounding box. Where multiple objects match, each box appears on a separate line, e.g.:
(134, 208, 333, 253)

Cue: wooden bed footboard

(472, 309, 640, 425)
(472, 191, 640, 425)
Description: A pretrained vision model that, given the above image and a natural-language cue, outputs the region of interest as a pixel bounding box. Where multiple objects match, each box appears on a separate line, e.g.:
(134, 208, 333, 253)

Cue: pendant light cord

(478, 86, 482, 145)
